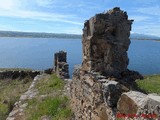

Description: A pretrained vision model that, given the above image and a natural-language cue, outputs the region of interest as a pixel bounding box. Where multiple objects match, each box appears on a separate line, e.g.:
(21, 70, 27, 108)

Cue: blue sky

(0, 0, 160, 36)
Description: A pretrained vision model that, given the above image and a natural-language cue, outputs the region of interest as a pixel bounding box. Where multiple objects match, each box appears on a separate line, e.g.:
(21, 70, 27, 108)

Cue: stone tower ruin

(82, 7, 133, 76)
(54, 51, 69, 79)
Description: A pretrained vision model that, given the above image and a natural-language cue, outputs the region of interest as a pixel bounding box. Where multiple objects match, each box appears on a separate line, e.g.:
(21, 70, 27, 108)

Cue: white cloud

(137, 6, 160, 16)
(130, 15, 150, 22)
(35, 0, 53, 8)
(134, 0, 158, 4)
(131, 5, 160, 37)
(0, 0, 22, 10)
(0, 9, 83, 25)
(0, 0, 83, 25)
(0, 0, 15, 10)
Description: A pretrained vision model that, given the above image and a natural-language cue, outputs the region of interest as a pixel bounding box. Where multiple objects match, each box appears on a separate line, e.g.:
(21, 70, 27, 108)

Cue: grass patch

(0, 77, 32, 119)
(26, 96, 72, 120)
(36, 74, 65, 95)
(136, 74, 160, 94)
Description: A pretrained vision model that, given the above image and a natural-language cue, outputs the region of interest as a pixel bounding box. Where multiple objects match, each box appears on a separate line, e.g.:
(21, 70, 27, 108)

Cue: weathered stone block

(117, 91, 147, 114)
(117, 91, 160, 119)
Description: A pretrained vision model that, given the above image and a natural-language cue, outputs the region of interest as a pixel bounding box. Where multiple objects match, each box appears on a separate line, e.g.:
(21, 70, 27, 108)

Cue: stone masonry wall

(69, 7, 160, 120)
(70, 66, 122, 120)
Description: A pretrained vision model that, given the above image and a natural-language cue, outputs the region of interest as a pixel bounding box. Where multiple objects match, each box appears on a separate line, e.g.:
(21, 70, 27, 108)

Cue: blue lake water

(0, 37, 160, 77)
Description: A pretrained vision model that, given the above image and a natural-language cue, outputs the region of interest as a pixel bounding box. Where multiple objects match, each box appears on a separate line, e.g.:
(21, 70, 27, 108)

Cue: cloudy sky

(0, 0, 160, 36)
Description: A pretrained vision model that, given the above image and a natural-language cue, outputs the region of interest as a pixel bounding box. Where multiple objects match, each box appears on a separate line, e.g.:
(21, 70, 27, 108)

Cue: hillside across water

(0, 30, 160, 40)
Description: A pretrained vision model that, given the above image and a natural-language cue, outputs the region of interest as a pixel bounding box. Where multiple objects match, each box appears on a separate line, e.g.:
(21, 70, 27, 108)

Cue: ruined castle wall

(70, 69, 160, 120)
(69, 7, 160, 120)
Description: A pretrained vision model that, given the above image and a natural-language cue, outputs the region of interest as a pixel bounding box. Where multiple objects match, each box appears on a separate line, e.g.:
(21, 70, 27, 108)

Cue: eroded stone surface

(82, 7, 133, 77)
(117, 91, 160, 119)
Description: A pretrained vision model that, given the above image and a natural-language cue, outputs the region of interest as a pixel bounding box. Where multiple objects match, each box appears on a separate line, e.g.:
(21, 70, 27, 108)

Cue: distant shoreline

(131, 38, 160, 41)
(0, 31, 82, 39)
(0, 36, 81, 39)
(0, 36, 160, 41)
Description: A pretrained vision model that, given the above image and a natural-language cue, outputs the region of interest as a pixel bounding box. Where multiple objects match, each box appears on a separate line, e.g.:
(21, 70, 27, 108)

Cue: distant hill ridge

(0, 30, 82, 39)
(0, 30, 160, 40)
(130, 33, 160, 40)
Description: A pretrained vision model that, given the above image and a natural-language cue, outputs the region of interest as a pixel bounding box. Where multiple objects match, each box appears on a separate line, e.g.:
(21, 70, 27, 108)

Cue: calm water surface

(0, 37, 160, 77)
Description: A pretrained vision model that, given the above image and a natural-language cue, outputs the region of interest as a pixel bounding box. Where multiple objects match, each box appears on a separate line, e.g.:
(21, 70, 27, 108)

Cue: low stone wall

(0, 70, 40, 80)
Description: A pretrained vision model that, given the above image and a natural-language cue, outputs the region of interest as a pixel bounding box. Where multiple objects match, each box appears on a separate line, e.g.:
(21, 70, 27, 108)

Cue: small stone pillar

(54, 51, 69, 79)
(82, 7, 133, 76)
